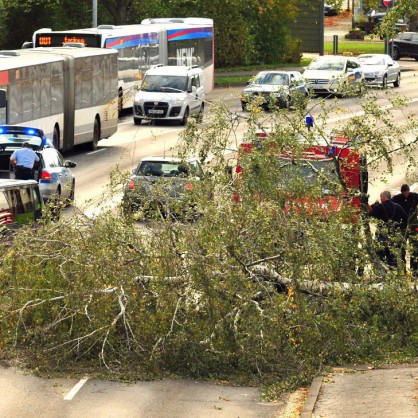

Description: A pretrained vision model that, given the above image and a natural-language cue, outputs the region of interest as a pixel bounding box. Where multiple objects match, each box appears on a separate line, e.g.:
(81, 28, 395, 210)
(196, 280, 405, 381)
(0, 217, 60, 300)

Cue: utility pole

(93, 0, 98, 28)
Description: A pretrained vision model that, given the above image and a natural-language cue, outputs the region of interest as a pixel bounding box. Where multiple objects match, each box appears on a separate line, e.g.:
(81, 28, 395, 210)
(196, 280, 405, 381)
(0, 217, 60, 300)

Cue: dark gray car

(123, 156, 204, 218)
(390, 32, 418, 61)
(241, 71, 308, 110)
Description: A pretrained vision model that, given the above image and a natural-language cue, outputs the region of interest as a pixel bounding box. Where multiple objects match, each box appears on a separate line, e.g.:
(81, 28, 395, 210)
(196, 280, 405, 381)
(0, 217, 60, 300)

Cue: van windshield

(141, 75, 188, 93)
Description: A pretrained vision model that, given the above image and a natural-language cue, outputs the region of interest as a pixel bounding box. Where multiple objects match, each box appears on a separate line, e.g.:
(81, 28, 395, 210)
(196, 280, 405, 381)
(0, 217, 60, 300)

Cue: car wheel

(49, 187, 62, 220)
(394, 73, 400, 88)
(382, 75, 387, 89)
(134, 118, 142, 125)
(392, 47, 400, 60)
(180, 107, 189, 126)
(65, 180, 75, 207)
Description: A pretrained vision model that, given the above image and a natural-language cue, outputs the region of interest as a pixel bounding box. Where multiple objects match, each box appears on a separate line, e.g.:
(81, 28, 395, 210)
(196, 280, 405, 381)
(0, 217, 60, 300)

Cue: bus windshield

(141, 75, 188, 92)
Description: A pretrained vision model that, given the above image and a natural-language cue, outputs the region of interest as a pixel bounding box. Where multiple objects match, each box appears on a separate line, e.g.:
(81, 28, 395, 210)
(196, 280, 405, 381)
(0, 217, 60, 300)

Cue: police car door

(347, 60, 362, 85)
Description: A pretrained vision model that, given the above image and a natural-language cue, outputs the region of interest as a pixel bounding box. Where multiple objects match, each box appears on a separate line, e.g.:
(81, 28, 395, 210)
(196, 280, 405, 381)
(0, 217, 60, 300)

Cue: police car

(303, 56, 364, 95)
(0, 125, 76, 202)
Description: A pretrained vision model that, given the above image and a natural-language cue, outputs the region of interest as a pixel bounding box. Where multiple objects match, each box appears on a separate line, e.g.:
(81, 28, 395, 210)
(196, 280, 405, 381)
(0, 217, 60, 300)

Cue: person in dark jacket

(369, 190, 407, 269)
(392, 184, 418, 274)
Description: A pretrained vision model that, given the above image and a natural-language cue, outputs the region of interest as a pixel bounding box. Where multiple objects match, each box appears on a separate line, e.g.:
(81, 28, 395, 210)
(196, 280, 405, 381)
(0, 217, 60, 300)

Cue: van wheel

(394, 73, 400, 87)
(180, 108, 189, 126)
(134, 118, 142, 125)
(197, 104, 204, 122)
(88, 118, 100, 151)
(392, 47, 400, 60)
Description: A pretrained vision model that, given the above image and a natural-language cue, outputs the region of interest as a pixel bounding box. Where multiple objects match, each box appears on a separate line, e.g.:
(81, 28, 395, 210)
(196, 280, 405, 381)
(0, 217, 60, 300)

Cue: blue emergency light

(305, 115, 314, 129)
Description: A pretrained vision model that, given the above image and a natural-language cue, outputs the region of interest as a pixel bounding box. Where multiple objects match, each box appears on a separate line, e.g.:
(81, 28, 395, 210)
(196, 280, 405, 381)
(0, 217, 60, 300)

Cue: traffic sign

(383, 0, 391, 7)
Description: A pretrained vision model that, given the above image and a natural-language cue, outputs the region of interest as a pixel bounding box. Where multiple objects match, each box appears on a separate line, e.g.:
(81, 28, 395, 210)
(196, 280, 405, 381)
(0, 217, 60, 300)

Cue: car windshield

(252, 73, 289, 86)
(308, 58, 346, 71)
(279, 158, 339, 193)
(137, 161, 192, 177)
(358, 56, 385, 65)
(140, 75, 188, 92)
(0, 133, 43, 148)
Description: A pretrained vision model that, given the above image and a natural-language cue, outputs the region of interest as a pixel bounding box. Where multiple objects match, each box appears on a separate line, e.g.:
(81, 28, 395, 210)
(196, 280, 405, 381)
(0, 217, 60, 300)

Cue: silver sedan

(358, 54, 401, 88)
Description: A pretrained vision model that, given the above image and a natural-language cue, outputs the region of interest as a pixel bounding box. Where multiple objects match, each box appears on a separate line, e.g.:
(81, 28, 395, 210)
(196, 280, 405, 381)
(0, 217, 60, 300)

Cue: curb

(300, 375, 323, 418)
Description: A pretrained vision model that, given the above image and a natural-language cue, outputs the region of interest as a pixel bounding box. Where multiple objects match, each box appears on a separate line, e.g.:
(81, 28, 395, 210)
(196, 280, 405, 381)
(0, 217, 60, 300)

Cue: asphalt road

(0, 366, 283, 418)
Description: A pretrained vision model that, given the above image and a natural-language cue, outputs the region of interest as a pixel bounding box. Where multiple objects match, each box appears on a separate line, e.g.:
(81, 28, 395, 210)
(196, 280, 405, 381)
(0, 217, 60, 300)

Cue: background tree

(0, 0, 303, 67)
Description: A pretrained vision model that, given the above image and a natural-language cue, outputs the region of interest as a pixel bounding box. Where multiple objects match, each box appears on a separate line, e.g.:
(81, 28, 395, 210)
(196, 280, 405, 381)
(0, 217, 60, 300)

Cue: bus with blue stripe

(32, 18, 214, 111)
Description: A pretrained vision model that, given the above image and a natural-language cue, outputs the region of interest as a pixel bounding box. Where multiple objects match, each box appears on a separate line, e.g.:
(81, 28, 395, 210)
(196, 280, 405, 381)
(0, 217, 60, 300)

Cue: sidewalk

(301, 364, 418, 418)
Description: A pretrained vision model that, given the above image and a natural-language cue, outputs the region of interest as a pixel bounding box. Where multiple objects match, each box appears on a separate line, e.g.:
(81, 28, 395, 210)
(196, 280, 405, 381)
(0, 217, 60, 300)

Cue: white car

(358, 54, 400, 88)
(133, 65, 205, 125)
(303, 56, 364, 95)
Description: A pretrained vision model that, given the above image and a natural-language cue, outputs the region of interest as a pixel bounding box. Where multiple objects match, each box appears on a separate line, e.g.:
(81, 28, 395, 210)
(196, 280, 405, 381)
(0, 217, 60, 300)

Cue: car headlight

(273, 87, 290, 96)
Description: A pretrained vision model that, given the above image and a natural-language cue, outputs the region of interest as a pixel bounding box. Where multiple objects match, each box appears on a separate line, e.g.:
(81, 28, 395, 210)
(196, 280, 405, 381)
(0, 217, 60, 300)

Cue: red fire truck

(234, 130, 368, 219)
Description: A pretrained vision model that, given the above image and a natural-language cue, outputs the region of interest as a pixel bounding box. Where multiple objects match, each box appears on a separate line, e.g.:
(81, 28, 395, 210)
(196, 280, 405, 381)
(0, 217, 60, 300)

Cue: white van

(303, 56, 364, 95)
(133, 65, 205, 125)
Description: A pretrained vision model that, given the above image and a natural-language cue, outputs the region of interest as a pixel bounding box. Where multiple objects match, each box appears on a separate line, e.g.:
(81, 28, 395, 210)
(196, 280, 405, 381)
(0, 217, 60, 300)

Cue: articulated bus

(0, 47, 118, 152)
(31, 18, 214, 111)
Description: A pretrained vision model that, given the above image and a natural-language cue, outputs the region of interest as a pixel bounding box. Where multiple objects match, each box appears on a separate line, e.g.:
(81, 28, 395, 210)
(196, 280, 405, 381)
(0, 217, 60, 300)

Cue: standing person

(392, 184, 418, 274)
(369, 190, 407, 269)
(10, 142, 39, 180)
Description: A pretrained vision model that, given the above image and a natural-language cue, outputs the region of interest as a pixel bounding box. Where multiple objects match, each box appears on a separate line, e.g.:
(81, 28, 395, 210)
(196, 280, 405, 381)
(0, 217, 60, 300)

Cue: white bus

(31, 18, 214, 111)
(0, 47, 118, 151)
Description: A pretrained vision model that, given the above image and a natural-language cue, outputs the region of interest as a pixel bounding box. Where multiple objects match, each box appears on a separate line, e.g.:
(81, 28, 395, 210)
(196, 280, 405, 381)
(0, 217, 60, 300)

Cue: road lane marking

(86, 149, 106, 155)
(63, 377, 89, 400)
(327, 97, 418, 124)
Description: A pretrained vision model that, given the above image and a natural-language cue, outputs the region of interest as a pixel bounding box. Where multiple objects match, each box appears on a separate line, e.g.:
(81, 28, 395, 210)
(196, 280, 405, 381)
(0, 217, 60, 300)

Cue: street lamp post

(93, 0, 98, 28)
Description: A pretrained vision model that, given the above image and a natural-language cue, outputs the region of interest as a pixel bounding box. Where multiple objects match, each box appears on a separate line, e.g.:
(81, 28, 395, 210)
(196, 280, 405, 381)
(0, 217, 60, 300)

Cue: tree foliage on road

(0, 0, 304, 67)
(1, 86, 418, 391)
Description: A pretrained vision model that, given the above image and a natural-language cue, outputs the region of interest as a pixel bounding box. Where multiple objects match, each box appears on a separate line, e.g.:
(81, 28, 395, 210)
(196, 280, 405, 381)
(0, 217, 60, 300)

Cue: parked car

(324, 3, 338, 17)
(358, 54, 400, 87)
(241, 71, 308, 111)
(123, 156, 204, 218)
(390, 32, 418, 61)
(364, 10, 407, 35)
(303, 56, 364, 95)
(133, 64, 205, 126)
(0, 126, 76, 202)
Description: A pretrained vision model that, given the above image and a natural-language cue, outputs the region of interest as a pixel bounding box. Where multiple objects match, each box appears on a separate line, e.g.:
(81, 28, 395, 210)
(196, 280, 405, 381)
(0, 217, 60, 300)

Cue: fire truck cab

(234, 130, 368, 217)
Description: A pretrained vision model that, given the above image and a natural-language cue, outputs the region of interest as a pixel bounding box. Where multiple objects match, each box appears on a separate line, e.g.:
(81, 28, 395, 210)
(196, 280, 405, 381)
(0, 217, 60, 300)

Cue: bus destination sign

(35, 33, 102, 48)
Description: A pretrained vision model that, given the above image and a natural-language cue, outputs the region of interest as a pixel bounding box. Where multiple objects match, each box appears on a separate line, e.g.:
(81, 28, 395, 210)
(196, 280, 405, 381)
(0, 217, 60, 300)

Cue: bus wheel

(53, 126, 60, 149)
(118, 89, 123, 115)
(89, 118, 100, 151)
